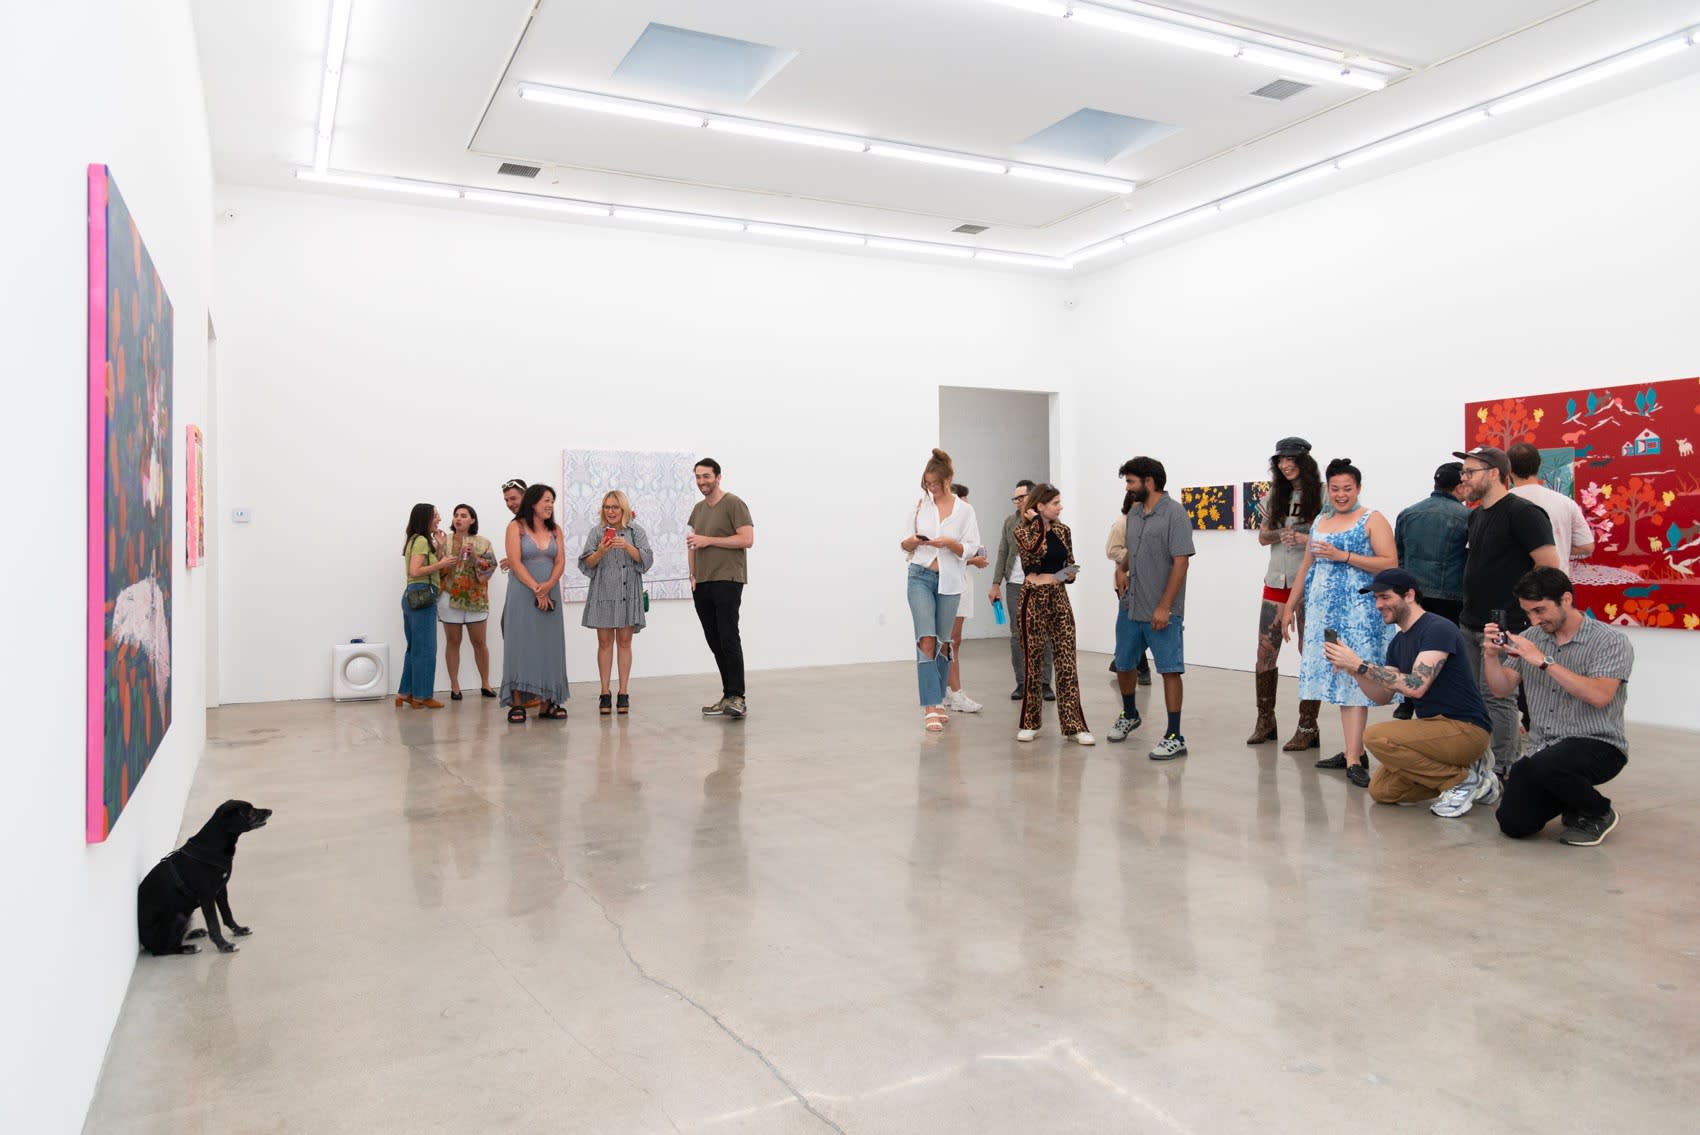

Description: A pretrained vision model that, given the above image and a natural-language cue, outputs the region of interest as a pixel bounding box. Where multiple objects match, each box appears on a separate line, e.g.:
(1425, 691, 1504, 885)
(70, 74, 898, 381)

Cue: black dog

(137, 799, 272, 956)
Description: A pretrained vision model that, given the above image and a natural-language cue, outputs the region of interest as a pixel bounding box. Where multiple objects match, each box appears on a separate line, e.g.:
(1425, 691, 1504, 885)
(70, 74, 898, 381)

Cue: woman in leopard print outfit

(1012, 484, 1093, 745)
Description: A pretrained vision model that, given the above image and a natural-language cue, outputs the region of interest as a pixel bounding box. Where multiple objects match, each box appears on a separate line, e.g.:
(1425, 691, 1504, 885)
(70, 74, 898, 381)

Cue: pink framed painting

(88, 164, 174, 842)
(186, 425, 204, 568)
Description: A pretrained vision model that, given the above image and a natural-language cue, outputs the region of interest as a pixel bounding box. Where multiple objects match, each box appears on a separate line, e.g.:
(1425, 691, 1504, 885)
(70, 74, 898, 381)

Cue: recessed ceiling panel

(1016, 108, 1179, 164)
(611, 22, 797, 102)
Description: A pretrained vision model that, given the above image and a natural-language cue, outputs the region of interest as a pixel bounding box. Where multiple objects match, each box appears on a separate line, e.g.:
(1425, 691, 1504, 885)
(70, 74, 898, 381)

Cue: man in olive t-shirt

(687, 457, 755, 718)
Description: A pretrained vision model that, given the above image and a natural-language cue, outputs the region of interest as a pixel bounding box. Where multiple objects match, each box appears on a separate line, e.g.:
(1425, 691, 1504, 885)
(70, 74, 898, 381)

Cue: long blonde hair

(600, 490, 634, 529)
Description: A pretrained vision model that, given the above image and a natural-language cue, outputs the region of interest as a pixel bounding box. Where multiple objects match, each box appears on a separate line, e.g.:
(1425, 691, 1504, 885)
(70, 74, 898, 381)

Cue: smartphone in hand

(1323, 628, 1340, 645)
(1489, 608, 1510, 645)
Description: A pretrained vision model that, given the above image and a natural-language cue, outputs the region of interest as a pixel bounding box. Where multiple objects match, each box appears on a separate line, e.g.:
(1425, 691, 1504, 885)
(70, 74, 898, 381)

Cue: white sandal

(924, 709, 949, 732)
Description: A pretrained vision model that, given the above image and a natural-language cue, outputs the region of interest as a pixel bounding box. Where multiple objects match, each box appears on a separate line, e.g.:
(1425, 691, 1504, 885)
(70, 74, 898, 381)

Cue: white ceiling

(193, 0, 1700, 268)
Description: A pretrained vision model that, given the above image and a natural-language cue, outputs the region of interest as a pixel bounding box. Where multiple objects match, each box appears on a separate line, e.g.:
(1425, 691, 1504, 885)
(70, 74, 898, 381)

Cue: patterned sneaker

(723, 696, 747, 719)
(702, 697, 728, 717)
(1559, 809, 1618, 846)
(1107, 712, 1141, 743)
(1148, 733, 1188, 761)
(1430, 766, 1482, 818)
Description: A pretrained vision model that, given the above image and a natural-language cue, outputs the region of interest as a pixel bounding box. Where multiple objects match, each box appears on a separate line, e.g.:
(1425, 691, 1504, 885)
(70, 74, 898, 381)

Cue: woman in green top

(400, 503, 455, 708)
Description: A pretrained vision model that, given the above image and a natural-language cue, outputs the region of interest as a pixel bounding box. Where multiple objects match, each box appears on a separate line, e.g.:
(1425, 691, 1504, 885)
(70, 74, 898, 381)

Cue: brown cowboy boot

(1245, 670, 1279, 745)
(1282, 699, 1321, 751)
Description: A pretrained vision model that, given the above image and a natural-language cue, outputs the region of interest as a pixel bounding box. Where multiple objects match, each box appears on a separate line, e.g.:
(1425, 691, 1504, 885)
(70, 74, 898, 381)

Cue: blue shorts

(1115, 614, 1184, 674)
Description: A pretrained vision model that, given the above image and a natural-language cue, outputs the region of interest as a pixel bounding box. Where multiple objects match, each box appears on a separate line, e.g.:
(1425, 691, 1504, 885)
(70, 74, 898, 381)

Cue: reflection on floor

(86, 642, 1700, 1134)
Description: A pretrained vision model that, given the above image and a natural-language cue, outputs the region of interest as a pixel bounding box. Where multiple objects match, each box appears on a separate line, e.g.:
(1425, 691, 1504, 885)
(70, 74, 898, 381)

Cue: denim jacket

(1395, 492, 1469, 601)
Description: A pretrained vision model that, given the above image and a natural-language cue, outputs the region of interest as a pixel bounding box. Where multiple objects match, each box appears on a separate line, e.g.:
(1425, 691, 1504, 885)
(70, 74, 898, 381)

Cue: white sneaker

(947, 690, 983, 713)
(1430, 769, 1481, 819)
(1016, 728, 1039, 742)
(1474, 767, 1502, 807)
(1072, 732, 1096, 746)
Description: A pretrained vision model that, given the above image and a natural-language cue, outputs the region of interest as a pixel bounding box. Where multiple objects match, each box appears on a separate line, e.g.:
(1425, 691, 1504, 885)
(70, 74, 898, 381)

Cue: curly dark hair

(1265, 452, 1321, 527)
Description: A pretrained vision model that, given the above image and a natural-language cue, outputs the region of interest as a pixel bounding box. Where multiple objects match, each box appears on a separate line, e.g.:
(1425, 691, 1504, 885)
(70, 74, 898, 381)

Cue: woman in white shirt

(900, 449, 981, 732)
(944, 483, 988, 713)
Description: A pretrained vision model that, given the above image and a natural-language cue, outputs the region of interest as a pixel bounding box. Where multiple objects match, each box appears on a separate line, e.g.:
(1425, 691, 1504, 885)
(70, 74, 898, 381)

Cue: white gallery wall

(210, 186, 1070, 704)
(0, 2, 214, 1132)
(1063, 72, 1700, 732)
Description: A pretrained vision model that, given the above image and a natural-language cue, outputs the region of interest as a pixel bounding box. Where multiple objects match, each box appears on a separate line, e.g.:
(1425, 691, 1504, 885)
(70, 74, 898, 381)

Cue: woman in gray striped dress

(579, 490, 654, 715)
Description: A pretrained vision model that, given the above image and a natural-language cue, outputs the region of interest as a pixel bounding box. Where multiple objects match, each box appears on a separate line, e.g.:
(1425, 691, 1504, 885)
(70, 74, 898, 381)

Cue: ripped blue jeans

(907, 563, 960, 708)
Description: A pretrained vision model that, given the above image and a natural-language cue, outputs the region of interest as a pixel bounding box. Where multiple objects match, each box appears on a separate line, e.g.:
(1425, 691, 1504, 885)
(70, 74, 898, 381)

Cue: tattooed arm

(1323, 642, 1449, 707)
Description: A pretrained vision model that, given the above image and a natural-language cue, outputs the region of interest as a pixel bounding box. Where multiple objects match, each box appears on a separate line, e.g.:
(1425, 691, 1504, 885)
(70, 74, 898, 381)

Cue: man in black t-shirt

(1451, 445, 1558, 777)
(1323, 569, 1499, 818)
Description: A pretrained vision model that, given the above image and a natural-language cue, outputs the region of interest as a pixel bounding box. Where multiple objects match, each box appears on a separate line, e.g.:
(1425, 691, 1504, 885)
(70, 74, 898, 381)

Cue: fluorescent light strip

(1219, 163, 1338, 210)
(1489, 34, 1694, 116)
(517, 82, 1133, 193)
(1067, 24, 1699, 265)
(296, 168, 1074, 269)
(989, 0, 1403, 87)
(704, 119, 868, 153)
(975, 250, 1072, 270)
(461, 190, 610, 217)
(865, 238, 976, 259)
(745, 223, 866, 246)
(518, 84, 705, 127)
(313, 0, 355, 171)
(295, 169, 461, 199)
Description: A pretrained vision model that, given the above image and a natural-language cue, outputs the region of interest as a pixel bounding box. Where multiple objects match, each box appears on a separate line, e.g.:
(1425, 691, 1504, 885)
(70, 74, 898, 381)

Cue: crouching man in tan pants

(1321, 568, 1499, 819)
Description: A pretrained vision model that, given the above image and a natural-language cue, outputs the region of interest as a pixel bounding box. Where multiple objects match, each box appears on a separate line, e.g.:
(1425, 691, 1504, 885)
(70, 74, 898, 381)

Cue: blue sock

(1166, 711, 1181, 737)
(1122, 694, 1138, 719)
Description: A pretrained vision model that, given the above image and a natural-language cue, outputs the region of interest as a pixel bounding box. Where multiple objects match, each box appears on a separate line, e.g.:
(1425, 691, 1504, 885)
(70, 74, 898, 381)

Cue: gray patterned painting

(560, 449, 696, 602)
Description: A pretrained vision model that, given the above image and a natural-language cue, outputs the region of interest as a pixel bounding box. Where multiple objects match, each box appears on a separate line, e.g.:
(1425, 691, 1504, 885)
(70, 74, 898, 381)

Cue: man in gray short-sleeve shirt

(1111, 457, 1196, 761)
(1483, 567, 1634, 847)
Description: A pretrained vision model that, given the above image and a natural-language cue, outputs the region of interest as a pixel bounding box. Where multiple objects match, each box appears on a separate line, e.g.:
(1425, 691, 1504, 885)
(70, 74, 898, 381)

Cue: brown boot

(1245, 670, 1279, 745)
(1282, 699, 1321, 751)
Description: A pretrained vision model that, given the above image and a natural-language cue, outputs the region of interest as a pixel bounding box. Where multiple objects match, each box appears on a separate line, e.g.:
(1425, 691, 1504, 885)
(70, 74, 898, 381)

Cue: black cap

(1433, 462, 1463, 491)
(1359, 567, 1422, 596)
(1273, 436, 1312, 457)
(1452, 445, 1511, 481)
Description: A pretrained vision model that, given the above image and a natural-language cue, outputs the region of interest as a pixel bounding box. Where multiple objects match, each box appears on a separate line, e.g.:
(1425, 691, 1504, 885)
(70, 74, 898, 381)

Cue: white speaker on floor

(332, 642, 389, 701)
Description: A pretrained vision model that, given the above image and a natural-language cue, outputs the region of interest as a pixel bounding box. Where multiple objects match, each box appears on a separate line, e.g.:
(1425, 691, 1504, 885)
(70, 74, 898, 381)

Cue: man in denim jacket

(1395, 462, 1470, 626)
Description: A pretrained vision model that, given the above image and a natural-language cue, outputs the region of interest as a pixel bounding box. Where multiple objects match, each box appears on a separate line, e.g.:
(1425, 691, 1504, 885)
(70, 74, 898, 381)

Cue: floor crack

(424, 752, 846, 1135)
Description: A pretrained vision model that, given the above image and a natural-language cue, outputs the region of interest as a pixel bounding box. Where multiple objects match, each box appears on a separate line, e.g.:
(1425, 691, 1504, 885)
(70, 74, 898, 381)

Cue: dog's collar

(178, 843, 232, 869)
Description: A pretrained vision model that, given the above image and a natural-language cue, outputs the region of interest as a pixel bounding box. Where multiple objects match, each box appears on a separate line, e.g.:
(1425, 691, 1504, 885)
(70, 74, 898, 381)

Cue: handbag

(405, 584, 438, 610)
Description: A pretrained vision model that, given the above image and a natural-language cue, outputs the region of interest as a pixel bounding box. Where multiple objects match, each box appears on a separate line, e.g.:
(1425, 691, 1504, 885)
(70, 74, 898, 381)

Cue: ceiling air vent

(1251, 79, 1312, 101)
(952, 223, 989, 235)
(497, 162, 541, 178)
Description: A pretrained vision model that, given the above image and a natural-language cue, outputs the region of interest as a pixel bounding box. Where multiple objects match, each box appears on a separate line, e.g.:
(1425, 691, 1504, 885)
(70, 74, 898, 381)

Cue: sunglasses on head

(501, 480, 526, 492)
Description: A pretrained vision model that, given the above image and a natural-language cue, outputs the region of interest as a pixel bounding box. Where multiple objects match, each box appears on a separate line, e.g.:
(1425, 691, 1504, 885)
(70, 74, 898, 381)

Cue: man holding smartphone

(1452, 445, 1559, 779)
(1323, 569, 1497, 817)
(1483, 568, 1634, 846)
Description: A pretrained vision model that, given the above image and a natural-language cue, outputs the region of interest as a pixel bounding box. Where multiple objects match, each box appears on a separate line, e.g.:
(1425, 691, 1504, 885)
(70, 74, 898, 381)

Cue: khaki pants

(1363, 716, 1491, 804)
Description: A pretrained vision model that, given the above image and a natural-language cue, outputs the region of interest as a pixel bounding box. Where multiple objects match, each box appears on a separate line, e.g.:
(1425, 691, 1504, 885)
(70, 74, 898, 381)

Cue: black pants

(1497, 737, 1626, 837)
(693, 581, 745, 698)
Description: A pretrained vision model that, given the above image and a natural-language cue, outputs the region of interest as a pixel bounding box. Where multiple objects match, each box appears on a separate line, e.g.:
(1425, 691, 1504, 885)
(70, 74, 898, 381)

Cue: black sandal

(616, 694, 629, 715)
(599, 694, 612, 716)
(539, 704, 568, 720)
(507, 706, 527, 724)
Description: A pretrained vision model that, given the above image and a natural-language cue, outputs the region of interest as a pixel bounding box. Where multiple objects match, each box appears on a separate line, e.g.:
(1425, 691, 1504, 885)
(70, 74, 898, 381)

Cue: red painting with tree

(1464, 377, 1700, 631)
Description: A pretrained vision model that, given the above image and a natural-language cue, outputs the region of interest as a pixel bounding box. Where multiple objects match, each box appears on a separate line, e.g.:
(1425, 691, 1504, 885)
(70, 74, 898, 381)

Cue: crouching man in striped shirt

(1483, 567, 1634, 846)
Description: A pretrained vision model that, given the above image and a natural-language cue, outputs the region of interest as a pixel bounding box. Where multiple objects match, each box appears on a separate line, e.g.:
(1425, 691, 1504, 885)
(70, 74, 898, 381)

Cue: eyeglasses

(1459, 466, 1489, 479)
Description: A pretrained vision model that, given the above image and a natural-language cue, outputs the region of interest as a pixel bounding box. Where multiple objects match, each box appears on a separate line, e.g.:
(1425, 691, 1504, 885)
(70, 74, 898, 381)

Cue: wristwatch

(1355, 661, 1370, 675)
(1539, 655, 1556, 671)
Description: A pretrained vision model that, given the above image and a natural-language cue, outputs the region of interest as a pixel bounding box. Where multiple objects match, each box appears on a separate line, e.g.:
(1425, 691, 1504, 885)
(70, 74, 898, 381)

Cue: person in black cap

(1452, 445, 1558, 778)
(1323, 568, 1498, 817)
(1249, 436, 1323, 748)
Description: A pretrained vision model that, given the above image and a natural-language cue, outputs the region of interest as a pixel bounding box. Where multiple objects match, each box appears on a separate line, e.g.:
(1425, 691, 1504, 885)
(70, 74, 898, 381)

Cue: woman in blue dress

(1281, 458, 1398, 787)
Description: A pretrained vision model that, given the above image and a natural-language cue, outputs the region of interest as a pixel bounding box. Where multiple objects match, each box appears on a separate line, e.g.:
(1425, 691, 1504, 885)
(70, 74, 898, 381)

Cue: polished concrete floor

(88, 642, 1700, 1134)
